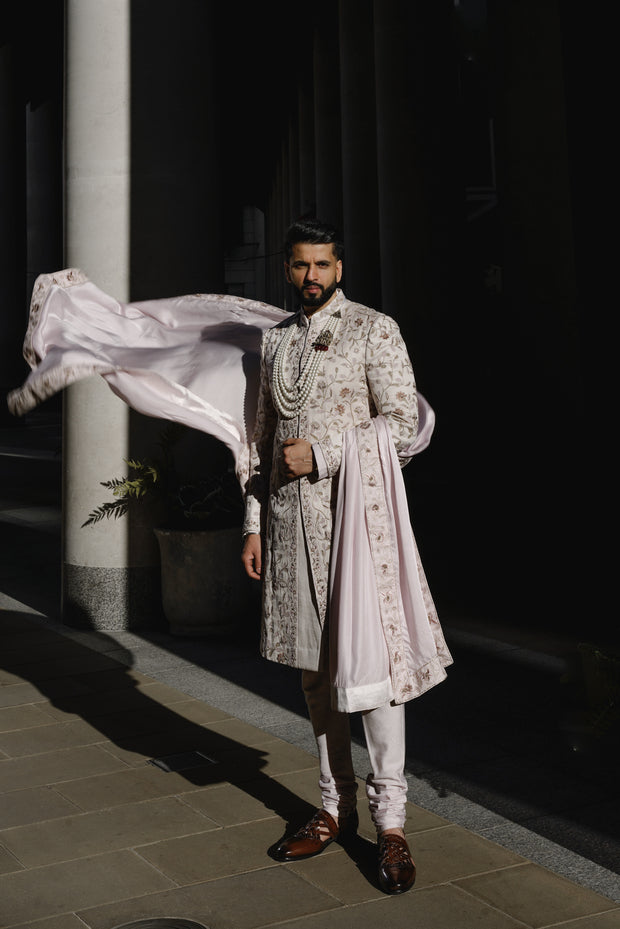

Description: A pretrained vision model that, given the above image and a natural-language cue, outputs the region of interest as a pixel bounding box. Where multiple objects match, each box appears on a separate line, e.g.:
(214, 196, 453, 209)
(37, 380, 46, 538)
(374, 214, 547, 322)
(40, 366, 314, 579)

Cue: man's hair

(284, 217, 344, 263)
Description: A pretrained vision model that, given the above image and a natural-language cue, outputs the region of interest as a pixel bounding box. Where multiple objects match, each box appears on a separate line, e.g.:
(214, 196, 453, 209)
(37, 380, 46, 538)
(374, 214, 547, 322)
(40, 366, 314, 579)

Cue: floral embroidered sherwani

(243, 289, 420, 671)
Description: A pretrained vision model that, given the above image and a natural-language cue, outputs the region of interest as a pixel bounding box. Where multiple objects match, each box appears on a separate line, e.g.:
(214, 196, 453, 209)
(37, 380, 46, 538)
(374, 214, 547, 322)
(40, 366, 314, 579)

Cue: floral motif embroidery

(352, 419, 452, 702)
(7, 268, 99, 417)
(244, 291, 420, 671)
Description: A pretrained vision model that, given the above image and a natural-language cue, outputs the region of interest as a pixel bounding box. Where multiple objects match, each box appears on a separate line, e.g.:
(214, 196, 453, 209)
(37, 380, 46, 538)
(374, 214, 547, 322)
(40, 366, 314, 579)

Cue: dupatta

(7, 270, 435, 485)
(330, 416, 453, 711)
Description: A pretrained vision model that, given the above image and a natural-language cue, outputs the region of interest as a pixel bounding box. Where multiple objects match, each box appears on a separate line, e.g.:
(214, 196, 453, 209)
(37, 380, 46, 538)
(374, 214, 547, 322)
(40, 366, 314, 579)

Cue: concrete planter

(154, 527, 251, 636)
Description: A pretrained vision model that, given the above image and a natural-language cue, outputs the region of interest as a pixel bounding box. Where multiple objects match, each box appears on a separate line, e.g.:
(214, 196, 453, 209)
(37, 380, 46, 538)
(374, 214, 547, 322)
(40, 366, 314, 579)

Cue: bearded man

(242, 217, 452, 895)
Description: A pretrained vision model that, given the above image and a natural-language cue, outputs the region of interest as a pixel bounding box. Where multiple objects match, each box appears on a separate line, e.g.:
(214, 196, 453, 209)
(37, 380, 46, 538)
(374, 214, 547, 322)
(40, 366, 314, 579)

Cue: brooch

(312, 330, 334, 351)
(312, 310, 341, 351)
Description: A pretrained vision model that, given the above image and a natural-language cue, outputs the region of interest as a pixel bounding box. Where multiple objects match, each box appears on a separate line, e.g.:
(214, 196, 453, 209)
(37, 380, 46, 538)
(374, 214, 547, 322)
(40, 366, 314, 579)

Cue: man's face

(285, 242, 343, 313)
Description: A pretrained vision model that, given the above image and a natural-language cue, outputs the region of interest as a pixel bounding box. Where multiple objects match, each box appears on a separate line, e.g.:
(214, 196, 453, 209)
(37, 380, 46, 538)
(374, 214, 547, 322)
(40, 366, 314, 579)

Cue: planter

(154, 527, 254, 636)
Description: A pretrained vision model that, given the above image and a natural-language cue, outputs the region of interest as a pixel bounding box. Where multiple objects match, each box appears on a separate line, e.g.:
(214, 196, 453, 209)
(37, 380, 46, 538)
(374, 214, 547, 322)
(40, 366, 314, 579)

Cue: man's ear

(284, 262, 292, 283)
(336, 260, 343, 283)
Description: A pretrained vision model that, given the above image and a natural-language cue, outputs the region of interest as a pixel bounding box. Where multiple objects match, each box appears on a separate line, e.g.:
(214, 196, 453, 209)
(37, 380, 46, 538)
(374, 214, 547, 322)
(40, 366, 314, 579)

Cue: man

(241, 217, 451, 895)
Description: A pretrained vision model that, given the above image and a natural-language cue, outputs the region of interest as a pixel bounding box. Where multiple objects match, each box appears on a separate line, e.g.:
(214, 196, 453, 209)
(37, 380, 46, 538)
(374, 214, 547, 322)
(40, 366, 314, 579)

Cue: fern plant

(81, 459, 161, 526)
(82, 424, 243, 530)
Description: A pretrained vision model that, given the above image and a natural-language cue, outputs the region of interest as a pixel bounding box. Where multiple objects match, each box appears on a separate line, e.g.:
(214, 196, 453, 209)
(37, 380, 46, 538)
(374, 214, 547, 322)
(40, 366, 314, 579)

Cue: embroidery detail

(247, 300, 422, 670)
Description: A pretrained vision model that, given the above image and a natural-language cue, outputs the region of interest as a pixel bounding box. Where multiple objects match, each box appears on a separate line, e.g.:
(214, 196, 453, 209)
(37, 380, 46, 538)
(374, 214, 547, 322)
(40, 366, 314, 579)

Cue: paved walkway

(1, 410, 619, 928)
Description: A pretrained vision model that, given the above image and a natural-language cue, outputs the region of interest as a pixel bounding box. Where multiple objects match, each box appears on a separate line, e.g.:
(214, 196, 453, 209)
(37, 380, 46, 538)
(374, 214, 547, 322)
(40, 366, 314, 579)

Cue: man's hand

(241, 533, 262, 580)
(282, 438, 315, 479)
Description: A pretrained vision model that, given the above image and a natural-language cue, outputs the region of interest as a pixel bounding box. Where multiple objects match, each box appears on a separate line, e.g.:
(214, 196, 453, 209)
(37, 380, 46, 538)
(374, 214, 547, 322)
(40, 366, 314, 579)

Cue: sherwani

(243, 289, 419, 672)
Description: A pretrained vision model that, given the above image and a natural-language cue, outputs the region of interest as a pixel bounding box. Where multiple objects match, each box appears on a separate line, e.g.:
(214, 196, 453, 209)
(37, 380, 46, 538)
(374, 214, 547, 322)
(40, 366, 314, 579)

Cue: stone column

(298, 84, 316, 217)
(63, 0, 158, 629)
(313, 25, 343, 230)
(487, 0, 582, 631)
(339, 0, 381, 306)
(268, 162, 287, 310)
(266, 187, 277, 306)
(288, 119, 301, 224)
(128, 0, 222, 299)
(280, 139, 291, 238)
(373, 0, 429, 325)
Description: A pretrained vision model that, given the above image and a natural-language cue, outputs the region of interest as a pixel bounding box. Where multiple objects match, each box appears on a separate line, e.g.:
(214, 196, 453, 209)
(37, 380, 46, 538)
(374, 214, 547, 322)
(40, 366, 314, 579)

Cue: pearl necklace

(272, 310, 341, 418)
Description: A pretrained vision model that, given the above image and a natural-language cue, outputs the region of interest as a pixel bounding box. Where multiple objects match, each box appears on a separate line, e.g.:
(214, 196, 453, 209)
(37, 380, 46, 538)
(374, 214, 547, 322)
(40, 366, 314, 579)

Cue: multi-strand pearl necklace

(272, 310, 341, 418)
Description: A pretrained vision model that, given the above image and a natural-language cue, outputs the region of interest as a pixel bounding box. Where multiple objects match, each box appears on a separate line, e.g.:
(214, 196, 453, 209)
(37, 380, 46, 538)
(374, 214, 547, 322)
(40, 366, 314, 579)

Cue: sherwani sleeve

(243, 332, 277, 536)
(314, 313, 419, 477)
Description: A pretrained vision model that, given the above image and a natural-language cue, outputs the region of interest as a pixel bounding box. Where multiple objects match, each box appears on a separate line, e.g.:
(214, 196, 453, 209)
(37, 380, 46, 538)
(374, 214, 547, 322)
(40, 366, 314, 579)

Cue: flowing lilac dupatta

(7, 269, 288, 483)
(7, 269, 436, 481)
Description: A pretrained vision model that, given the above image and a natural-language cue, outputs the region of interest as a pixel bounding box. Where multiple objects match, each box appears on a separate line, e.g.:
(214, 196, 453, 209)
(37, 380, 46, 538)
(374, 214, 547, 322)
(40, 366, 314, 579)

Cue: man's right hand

(241, 533, 262, 580)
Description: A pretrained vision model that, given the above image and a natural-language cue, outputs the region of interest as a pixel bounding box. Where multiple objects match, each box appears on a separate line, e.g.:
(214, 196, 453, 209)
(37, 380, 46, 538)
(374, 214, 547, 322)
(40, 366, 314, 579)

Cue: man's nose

(304, 264, 319, 281)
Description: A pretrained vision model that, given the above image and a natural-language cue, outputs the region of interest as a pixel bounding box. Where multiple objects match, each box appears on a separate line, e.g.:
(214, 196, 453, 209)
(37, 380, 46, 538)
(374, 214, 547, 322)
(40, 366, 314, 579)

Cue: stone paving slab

(0, 744, 129, 792)
(1, 608, 619, 929)
(0, 845, 21, 876)
(136, 818, 296, 884)
(237, 884, 527, 929)
(0, 850, 176, 927)
(0, 681, 49, 707)
(181, 781, 285, 827)
(455, 863, 619, 927)
(48, 760, 226, 811)
(2, 796, 220, 868)
(293, 824, 525, 902)
(0, 784, 80, 829)
(0, 703, 57, 732)
(5, 917, 88, 929)
(78, 868, 342, 929)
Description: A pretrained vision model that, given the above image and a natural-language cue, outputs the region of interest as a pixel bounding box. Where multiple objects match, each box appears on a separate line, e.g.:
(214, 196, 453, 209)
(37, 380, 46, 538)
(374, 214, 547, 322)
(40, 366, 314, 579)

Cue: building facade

(2, 1, 598, 644)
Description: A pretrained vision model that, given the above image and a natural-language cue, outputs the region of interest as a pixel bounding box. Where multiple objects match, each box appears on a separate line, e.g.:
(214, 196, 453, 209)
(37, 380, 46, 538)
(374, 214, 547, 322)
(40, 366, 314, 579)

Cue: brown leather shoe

(271, 808, 358, 862)
(378, 833, 416, 894)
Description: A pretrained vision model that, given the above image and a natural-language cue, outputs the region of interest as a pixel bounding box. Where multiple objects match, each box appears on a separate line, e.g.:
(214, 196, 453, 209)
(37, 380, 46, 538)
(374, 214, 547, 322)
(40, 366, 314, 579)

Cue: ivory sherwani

(243, 289, 422, 672)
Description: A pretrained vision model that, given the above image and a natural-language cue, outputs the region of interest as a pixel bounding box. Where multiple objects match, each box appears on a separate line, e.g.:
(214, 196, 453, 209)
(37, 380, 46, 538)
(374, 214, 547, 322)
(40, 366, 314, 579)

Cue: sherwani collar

(295, 289, 346, 327)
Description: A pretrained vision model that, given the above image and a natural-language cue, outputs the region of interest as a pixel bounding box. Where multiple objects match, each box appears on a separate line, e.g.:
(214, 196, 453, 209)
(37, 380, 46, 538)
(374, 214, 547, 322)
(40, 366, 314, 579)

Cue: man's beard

(295, 279, 338, 311)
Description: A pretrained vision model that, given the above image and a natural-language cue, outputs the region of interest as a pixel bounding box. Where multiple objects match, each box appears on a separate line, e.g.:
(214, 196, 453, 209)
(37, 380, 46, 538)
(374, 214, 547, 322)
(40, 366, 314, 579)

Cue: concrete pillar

(268, 163, 286, 310)
(128, 0, 223, 298)
(63, 0, 159, 629)
(373, 0, 429, 324)
(313, 26, 343, 230)
(288, 119, 301, 224)
(338, 0, 381, 307)
(281, 139, 291, 237)
(277, 158, 289, 310)
(491, 0, 578, 399)
(266, 187, 277, 305)
(298, 85, 316, 217)
(486, 0, 582, 630)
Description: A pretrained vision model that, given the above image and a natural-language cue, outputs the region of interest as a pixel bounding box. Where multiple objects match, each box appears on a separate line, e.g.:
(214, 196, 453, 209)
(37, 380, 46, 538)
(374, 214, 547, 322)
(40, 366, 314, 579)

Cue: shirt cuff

(312, 442, 329, 480)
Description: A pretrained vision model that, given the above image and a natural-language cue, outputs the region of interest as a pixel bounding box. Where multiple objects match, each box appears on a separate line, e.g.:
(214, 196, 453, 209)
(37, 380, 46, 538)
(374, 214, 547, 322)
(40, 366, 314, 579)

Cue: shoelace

(295, 811, 336, 841)
(380, 836, 412, 868)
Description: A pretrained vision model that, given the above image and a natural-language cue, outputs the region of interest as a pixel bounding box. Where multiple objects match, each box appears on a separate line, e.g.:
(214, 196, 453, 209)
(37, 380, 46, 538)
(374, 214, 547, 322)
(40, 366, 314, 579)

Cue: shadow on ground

(1, 436, 619, 876)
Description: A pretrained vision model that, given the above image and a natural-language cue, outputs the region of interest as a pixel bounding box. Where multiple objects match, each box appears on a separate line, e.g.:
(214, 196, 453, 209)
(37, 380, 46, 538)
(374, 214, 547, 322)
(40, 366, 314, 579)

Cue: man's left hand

(282, 438, 315, 479)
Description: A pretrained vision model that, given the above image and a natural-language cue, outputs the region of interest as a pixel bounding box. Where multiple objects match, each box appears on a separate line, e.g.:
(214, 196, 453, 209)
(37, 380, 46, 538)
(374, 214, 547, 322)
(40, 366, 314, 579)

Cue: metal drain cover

(148, 751, 217, 772)
(112, 920, 209, 929)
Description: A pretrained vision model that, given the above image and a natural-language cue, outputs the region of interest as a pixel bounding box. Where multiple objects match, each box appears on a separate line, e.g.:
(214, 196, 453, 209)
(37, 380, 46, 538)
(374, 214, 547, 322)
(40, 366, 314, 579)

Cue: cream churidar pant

(302, 669, 408, 833)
